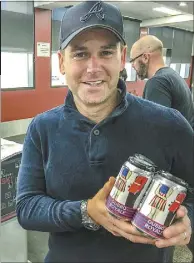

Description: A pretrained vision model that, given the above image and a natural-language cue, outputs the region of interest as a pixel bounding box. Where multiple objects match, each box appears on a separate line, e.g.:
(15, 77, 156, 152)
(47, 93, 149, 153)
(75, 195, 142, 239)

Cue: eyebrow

(100, 44, 117, 49)
(70, 43, 118, 52)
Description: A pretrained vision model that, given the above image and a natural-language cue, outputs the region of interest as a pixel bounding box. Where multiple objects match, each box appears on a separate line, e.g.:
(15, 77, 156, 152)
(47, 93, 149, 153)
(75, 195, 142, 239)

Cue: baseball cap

(59, 1, 126, 50)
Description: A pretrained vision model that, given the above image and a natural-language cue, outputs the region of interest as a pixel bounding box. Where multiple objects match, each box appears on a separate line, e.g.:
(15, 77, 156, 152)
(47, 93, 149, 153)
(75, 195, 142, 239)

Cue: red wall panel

(126, 81, 145, 96)
(1, 9, 67, 122)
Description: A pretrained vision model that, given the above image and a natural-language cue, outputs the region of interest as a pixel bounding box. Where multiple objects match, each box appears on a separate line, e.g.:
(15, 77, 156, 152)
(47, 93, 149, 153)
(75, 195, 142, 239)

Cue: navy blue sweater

(16, 80, 193, 262)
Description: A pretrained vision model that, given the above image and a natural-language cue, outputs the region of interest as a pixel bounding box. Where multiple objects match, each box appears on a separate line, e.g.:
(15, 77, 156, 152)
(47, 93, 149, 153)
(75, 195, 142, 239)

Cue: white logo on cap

(80, 1, 105, 22)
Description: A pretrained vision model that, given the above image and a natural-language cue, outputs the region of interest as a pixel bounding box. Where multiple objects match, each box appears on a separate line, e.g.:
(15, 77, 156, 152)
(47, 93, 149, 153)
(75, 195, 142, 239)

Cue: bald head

(130, 35, 165, 80)
(131, 35, 163, 57)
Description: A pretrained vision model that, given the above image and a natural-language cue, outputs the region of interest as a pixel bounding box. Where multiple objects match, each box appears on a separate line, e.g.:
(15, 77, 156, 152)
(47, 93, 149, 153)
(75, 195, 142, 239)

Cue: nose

(86, 56, 101, 74)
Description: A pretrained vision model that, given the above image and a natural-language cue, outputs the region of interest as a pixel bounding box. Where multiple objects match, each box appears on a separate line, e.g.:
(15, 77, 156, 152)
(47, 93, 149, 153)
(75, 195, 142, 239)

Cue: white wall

(192, 34, 194, 56)
(1, 219, 28, 262)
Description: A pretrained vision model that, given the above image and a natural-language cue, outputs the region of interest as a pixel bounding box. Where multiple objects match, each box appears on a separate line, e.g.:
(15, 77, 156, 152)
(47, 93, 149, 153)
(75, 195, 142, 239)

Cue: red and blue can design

(106, 154, 156, 220)
(132, 171, 188, 239)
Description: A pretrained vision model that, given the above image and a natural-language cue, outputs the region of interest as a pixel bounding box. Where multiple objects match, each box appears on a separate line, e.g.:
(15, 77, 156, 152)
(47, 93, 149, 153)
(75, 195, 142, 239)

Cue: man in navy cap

(17, 1, 193, 262)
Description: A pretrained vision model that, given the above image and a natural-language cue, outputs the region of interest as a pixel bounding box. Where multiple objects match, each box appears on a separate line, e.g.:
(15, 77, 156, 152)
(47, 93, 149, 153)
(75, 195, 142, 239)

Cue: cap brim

(60, 24, 126, 50)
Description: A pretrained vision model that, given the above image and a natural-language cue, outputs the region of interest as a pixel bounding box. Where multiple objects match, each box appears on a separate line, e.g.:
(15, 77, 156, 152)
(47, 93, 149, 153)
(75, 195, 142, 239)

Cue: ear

(120, 46, 127, 71)
(142, 53, 150, 64)
(58, 50, 65, 75)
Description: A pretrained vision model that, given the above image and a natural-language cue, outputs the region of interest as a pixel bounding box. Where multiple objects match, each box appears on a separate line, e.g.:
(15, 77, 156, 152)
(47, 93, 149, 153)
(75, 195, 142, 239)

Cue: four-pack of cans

(106, 154, 188, 239)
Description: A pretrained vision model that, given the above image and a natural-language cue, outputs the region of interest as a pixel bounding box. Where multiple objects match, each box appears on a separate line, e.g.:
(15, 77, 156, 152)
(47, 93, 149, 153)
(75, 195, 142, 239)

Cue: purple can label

(132, 179, 187, 238)
(132, 212, 166, 239)
(106, 164, 153, 220)
(106, 195, 137, 219)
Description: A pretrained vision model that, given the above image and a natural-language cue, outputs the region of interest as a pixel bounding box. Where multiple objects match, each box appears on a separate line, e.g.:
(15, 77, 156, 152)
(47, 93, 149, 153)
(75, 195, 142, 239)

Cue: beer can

(106, 154, 156, 220)
(132, 171, 188, 239)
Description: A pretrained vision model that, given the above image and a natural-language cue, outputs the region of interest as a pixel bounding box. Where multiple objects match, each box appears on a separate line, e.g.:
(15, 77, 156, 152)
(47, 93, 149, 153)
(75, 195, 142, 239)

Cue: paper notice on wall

(1, 139, 23, 161)
(37, 42, 50, 57)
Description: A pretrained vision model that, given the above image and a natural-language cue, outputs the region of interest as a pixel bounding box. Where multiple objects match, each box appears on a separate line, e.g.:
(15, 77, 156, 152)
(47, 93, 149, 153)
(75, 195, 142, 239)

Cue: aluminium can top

(128, 154, 157, 173)
(155, 170, 188, 189)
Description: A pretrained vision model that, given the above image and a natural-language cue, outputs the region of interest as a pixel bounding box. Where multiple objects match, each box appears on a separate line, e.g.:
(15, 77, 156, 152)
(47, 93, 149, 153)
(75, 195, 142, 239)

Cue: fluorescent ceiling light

(179, 2, 187, 7)
(153, 7, 181, 15)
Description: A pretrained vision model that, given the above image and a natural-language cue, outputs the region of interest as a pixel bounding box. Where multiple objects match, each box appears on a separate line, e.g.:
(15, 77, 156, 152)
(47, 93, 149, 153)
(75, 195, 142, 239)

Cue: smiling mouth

(83, 80, 104, 86)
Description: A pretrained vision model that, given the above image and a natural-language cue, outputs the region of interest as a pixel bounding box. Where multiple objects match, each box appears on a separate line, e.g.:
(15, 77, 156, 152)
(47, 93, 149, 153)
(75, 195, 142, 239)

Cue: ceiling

(155, 1, 193, 15)
(34, 1, 194, 32)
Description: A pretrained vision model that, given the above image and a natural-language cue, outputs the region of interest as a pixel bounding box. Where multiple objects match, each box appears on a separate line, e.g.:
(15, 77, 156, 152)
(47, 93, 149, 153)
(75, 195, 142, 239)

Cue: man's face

(130, 49, 149, 80)
(58, 28, 126, 106)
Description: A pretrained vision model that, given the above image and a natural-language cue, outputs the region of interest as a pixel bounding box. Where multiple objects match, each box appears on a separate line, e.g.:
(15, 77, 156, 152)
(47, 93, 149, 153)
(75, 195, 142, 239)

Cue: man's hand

(155, 205, 192, 248)
(87, 177, 155, 245)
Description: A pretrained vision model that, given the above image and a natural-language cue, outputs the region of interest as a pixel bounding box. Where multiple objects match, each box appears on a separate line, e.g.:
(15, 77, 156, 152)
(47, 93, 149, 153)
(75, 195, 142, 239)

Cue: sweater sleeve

(16, 118, 82, 232)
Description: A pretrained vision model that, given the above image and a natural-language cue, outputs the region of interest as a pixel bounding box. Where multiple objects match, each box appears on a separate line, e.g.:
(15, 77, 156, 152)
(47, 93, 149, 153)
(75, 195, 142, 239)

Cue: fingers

(163, 206, 190, 239)
(175, 205, 188, 219)
(110, 224, 156, 244)
(163, 219, 189, 239)
(107, 215, 144, 237)
(155, 206, 192, 248)
(155, 229, 191, 248)
(107, 214, 156, 244)
(108, 176, 116, 185)
(104, 225, 122, 237)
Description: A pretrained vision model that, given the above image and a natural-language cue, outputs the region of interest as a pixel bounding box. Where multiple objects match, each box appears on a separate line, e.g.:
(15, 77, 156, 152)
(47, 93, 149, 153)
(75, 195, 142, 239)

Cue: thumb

(175, 205, 187, 219)
(98, 177, 116, 200)
(108, 176, 116, 187)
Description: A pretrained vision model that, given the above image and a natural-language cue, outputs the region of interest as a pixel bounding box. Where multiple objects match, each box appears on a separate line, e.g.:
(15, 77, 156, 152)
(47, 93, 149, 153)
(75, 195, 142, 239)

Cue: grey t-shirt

(143, 67, 194, 129)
